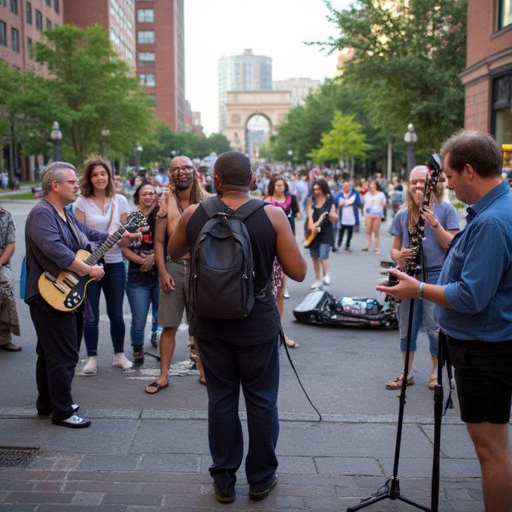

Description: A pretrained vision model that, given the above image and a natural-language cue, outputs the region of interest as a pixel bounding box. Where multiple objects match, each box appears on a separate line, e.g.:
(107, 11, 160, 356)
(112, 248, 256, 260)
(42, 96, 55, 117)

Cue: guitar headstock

(125, 210, 148, 232)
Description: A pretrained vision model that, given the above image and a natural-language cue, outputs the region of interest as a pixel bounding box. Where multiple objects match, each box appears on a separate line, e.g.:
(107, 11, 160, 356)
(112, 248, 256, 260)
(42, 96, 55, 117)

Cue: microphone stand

(348, 158, 444, 512)
(430, 332, 454, 512)
(347, 294, 430, 512)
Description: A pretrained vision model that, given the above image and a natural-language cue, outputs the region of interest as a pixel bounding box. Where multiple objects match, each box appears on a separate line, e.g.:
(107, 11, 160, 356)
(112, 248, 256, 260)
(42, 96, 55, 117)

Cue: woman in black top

(305, 178, 338, 289)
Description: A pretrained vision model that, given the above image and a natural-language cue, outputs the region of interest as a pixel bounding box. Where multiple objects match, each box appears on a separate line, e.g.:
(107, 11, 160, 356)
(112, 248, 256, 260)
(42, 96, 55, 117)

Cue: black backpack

(190, 196, 266, 319)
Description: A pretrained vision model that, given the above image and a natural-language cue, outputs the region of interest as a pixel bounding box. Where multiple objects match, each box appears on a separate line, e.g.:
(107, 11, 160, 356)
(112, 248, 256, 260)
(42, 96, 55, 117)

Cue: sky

(184, 0, 353, 135)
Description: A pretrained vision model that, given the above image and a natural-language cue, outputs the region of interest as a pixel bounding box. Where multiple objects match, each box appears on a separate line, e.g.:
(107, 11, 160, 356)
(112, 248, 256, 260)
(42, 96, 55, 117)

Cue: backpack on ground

(190, 196, 266, 319)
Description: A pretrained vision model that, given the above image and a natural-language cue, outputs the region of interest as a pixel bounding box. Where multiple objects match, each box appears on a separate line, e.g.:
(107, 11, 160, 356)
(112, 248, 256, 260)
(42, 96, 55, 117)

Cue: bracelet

(432, 223, 439, 229)
(418, 281, 425, 300)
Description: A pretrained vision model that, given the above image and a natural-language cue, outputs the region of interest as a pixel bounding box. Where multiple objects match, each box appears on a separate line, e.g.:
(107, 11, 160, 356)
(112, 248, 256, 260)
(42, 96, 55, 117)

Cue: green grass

(0, 191, 38, 200)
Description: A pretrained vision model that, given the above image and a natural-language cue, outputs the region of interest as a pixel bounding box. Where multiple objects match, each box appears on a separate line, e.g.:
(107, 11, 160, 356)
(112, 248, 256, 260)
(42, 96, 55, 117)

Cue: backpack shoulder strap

(234, 198, 266, 221)
(199, 196, 222, 219)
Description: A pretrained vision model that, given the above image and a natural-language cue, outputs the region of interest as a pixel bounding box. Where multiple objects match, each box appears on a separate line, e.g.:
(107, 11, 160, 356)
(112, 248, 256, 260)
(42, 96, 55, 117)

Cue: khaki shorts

(158, 259, 191, 328)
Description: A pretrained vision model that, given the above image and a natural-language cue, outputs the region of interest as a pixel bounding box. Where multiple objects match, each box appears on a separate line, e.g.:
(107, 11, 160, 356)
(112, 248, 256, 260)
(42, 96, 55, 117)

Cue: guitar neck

(84, 226, 126, 265)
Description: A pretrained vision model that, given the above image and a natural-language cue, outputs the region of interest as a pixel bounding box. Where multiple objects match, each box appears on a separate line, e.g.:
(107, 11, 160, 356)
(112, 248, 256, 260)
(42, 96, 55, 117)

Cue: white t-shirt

(339, 193, 356, 226)
(73, 194, 129, 264)
(363, 191, 386, 218)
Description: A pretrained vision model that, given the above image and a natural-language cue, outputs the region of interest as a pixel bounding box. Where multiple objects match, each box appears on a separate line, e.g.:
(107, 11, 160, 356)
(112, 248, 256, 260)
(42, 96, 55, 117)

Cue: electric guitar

(38, 211, 146, 312)
(303, 211, 329, 248)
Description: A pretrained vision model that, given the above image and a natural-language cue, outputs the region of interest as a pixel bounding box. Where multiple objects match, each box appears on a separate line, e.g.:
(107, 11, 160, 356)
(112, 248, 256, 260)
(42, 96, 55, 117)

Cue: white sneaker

(323, 274, 331, 285)
(112, 353, 133, 370)
(311, 280, 323, 289)
(283, 289, 290, 299)
(80, 357, 97, 376)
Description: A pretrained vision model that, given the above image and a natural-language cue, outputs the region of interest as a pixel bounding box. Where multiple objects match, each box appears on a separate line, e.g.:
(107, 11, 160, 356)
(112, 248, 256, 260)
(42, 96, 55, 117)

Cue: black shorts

(447, 337, 512, 424)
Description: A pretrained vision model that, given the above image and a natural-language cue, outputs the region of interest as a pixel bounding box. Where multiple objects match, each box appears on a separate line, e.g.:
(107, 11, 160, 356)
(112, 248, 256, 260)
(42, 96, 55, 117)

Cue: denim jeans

(125, 279, 160, 347)
(398, 297, 438, 355)
(83, 261, 126, 356)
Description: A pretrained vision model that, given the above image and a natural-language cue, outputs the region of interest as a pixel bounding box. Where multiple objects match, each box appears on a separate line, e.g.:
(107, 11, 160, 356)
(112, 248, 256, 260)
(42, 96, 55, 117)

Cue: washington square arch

(224, 90, 292, 156)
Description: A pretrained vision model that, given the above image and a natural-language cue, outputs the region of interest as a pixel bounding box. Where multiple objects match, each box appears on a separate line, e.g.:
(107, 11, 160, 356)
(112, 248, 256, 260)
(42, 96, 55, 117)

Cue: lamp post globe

(135, 143, 143, 172)
(50, 121, 62, 162)
(101, 127, 110, 157)
(403, 123, 417, 174)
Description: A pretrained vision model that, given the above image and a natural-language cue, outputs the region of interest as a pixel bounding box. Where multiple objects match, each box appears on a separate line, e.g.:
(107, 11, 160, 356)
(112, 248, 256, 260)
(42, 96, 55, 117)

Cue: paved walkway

(0, 197, 490, 511)
(0, 402, 484, 511)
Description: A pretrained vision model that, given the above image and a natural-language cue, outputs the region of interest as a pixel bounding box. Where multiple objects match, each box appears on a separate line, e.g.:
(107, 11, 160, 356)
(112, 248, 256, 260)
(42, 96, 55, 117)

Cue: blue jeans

(83, 261, 126, 356)
(197, 336, 280, 489)
(398, 270, 440, 357)
(398, 298, 438, 356)
(125, 279, 160, 347)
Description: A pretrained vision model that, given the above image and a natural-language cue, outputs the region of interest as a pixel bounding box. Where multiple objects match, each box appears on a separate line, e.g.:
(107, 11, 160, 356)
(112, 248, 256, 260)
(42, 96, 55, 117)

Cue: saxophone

(405, 153, 443, 276)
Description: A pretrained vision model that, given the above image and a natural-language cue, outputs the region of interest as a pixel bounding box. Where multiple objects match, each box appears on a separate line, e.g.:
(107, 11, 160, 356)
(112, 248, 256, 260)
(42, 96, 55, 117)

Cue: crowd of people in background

(12, 153, 431, 385)
(5, 130, 512, 511)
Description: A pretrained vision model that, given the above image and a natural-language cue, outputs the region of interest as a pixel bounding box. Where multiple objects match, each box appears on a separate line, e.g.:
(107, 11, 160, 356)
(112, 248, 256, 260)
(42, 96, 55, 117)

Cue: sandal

(385, 373, 414, 390)
(428, 374, 438, 390)
(286, 338, 300, 349)
(0, 342, 22, 352)
(145, 381, 169, 395)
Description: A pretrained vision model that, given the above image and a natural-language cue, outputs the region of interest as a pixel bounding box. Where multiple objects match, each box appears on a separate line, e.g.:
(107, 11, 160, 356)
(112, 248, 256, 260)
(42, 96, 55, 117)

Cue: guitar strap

(64, 210, 87, 249)
(105, 197, 116, 233)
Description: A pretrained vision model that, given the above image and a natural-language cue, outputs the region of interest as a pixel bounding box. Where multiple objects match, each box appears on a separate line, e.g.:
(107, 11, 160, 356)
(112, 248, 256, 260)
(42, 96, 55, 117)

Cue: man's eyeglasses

(58, 179, 80, 186)
(170, 165, 194, 173)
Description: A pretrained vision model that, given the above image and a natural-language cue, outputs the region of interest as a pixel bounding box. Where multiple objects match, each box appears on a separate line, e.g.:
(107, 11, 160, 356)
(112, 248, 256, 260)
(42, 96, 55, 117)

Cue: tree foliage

(141, 122, 231, 169)
(270, 79, 387, 172)
(0, 62, 57, 164)
(32, 23, 154, 164)
(309, 110, 369, 164)
(324, 0, 467, 155)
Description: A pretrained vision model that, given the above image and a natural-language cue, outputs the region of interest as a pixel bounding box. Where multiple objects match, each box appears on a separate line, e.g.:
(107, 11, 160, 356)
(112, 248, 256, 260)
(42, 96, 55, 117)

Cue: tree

(324, 0, 467, 156)
(270, 79, 387, 172)
(0, 62, 55, 177)
(33, 23, 154, 164)
(133, 121, 231, 171)
(309, 111, 369, 167)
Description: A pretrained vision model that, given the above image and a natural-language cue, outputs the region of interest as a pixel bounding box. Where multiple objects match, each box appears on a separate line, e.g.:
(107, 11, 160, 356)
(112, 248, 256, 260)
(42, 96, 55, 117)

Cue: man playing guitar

(24, 161, 137, 429)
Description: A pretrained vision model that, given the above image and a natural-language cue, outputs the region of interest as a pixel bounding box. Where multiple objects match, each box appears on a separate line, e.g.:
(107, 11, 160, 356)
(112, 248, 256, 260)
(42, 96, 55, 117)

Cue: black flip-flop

(0, 342, 22, 352)
(145, 381, 169, 394)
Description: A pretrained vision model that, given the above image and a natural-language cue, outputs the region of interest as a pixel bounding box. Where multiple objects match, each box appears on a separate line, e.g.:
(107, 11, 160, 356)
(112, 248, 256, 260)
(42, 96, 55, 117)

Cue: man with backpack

(169, 151, 306, 504)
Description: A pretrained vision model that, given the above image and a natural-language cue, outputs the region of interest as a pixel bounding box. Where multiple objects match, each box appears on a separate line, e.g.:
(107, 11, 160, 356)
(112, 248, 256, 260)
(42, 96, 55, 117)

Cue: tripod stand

(347, 296, 430, 512)
(430, 332, 454, 512)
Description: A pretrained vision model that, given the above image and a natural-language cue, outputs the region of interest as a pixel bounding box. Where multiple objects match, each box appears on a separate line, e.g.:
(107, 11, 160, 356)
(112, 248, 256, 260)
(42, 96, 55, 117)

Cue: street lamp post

(50, 121, 62, 162)
(101, 127, 110, 157)
(287, 149, 293, 166)
(135, 143, 142, 172)
(403, 123, 417, 174)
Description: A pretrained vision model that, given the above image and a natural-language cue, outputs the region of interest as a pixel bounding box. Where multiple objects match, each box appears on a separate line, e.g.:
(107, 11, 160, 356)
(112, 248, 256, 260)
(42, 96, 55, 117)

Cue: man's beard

(173, 177, 193, 190)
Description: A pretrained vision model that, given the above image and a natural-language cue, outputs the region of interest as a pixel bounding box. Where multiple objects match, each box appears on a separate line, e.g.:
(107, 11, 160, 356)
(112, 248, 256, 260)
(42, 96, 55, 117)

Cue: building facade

(218, 49, 273, 132)
(1, 0, 64, 180)
(0, 0, 63, 72)
(273, 77, 321, 106)
(462, 0, 512, 144)
(134, 0, 186, 131)
(65, 0, 186, 131)
(64, 0, 135, 67)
